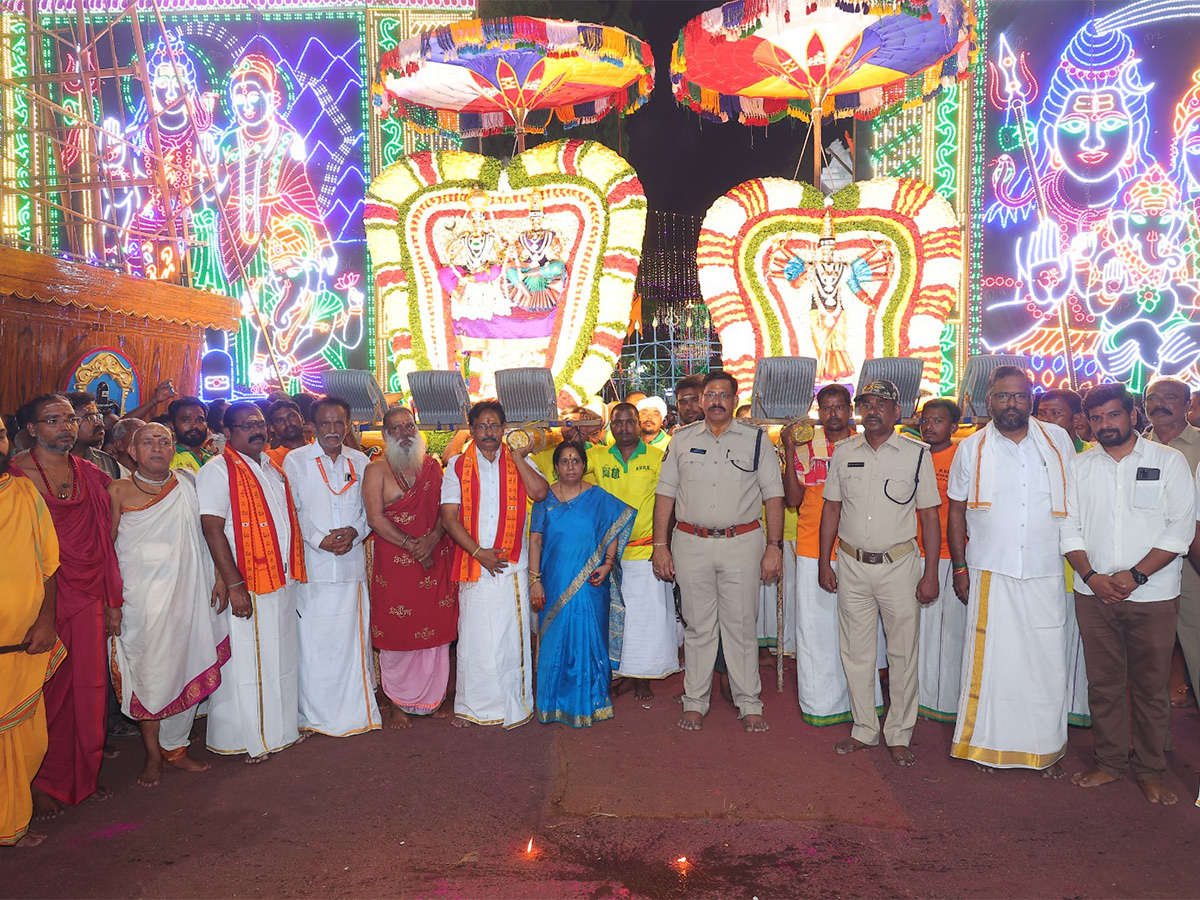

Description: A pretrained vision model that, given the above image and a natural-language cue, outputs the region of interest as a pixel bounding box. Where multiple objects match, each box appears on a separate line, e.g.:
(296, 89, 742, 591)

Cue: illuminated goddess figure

(772, 200, 894, 383)
(505, 190, 567, 312)
(436, 187, 513, 321)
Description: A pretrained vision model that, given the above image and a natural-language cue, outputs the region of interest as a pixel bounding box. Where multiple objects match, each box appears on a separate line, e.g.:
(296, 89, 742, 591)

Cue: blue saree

(530, 485, 635, 727)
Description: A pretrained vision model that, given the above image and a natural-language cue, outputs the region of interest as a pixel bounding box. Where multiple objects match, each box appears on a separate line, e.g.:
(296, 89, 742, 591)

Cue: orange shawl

(224, 447, 307, 594)
(454, 443, 527, 583)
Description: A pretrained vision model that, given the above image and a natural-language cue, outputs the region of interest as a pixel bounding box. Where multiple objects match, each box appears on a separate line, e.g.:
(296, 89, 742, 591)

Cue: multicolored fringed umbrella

(375, 17, 654, 150)
(671, 0, 975, 184)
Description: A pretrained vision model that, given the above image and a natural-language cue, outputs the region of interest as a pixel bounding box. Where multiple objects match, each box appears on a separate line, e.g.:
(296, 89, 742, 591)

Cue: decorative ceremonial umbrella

(375, 17, 654, 151)
(671, 0, 975, 185)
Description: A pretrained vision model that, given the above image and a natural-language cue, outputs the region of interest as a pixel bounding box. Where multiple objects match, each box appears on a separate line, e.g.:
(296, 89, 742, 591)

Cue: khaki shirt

(823, 431, 940, 551)
(1146, 423, 1200, 473)
(656, 419, 784, 529)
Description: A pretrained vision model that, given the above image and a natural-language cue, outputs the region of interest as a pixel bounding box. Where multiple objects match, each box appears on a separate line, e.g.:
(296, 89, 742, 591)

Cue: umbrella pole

(813, 108, 823, 191)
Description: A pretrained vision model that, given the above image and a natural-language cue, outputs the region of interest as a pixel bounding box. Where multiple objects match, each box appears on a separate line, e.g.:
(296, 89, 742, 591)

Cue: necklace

(32, 451, 77, 501)
(555, 482, 583, 502)
(134, 470, 172, 487)
(317, 456, 358, 495)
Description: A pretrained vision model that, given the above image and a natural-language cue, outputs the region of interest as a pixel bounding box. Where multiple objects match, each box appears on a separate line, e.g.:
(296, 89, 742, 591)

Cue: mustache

(1150, 407, 1172, 416)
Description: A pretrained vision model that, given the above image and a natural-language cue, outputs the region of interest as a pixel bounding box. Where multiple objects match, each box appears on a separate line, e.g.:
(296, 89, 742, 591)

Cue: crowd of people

(4, 365, 1200, 848)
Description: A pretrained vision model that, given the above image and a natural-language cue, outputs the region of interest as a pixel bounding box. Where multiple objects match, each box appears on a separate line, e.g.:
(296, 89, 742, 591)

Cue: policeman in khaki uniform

(653, 371, 785, 733)
(818, 380, 941, 766)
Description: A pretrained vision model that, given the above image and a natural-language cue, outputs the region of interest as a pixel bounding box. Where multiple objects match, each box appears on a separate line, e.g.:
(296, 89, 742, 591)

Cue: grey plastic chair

(750, 357, 817, 419)
(958, 354, 1032, 419)
(406, 370, 470, 430)
(856, 357, 923, 419)
(495, 367, 558, 424)
(320, 369, 387, 426)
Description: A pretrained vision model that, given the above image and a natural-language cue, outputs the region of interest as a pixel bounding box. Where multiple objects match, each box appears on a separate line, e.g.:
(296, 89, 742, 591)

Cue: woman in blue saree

(529, 440, 635, 727)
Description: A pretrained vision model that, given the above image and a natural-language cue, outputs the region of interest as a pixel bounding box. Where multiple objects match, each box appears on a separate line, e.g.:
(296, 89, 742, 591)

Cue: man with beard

(168, 397, 213, 473)
(819, 380, 940, 766)
(1142, 378, 1200, 714)
(590, 403, 676, 700)
(108, 424, 229, 786)
(782, 384, 881, 726)
(109, 417, 145, 474)
(1036, 388, 1092, 726)
(441, 401, 547, 728)
(636, 397, 670, 450)
(0, 444, 65, 846)
(1062, 384, 1194, 805)
(66, 392, 122, 479)
(946, 367, 1075, 776)
(654, 372, 784, 733)
(364, 406, 457, 727)
(12, 394, 121, 818)
(283, 398, 380, 738)
(198, 401, 308, 762)
(265, 399, 308, 465)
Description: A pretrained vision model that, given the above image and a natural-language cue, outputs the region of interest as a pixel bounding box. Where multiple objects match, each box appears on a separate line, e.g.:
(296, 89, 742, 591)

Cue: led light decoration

(981, 3, 1200, 391)
(697, 176, 962, 398)
(364, 139, 646, 404)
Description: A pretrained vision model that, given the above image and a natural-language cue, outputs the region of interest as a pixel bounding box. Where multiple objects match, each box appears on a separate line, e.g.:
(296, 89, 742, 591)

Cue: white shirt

(441, 451, 546, 572)
(196, 449, 296, 582)
(947, 422, 1075, 578)
(282, 441, 369, 583)
(1061, 436, 1196, 602)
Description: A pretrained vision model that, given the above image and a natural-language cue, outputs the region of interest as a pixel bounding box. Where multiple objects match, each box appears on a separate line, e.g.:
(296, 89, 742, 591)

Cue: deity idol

(985, 21, 1153, 353)
(436, 187, 514, 322)
(1169, 71, 1200, 274)
(505, 190, 567, 312)
(771, 200, 894, 383)
(213, 53, 354, 389)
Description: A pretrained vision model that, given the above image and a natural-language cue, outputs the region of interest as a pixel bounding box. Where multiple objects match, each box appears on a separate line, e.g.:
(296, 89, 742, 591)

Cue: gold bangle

(653, 542, 668, 548)
(529, 572, 541, 582)
(471, 547, 481, 559)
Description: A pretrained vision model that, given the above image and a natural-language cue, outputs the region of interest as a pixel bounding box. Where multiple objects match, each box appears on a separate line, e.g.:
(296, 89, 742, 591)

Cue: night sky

(478, 0, 851, 215)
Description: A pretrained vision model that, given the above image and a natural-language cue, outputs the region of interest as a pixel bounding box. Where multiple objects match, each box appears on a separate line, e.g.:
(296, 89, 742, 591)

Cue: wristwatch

(1129, 566, 1149, 586)
(769, 539, 784, 549)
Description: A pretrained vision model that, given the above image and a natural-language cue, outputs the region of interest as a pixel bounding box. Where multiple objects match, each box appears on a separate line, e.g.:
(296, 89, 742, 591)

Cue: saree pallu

(531, 487, 634, 727)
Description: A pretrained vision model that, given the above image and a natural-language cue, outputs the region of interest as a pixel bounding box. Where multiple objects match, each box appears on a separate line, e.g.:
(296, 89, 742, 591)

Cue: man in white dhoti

(587, 403, 678, 700)
(440, 401, 548, 728)
(107, 423, 229, 786)
(782, 384, 882, 726)
(198, 401, 308, 762)
(283, 397, 380, 738)
(947, 366, 1075, 776)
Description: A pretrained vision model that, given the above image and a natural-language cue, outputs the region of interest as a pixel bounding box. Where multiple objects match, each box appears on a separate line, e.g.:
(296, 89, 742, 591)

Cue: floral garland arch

(364, 139, 646, 403)
(698, 176, 962, 397)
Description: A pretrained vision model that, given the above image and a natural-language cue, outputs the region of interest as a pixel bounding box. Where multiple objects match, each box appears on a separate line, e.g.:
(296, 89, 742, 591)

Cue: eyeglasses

(35, 416, 80, 427)
(79, 412, 104, 422)
(230, 420, 267, 431)
(990, 392, 1030, 403)
(703, 391, 734, 401)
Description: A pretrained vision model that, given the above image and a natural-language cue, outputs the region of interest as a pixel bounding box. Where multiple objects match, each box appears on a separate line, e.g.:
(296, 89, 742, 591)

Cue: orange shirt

(793, 432, 848, 559)
(918, 444, 956, 560)
(266, 445, 295, 467)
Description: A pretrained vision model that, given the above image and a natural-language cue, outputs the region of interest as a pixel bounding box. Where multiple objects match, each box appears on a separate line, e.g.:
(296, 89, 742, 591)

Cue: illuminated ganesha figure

(214, 53, 360, 389)
(984, 21, 1153, 355)
(771, 200, 894, 383)
(1082, 167, 1200, 380)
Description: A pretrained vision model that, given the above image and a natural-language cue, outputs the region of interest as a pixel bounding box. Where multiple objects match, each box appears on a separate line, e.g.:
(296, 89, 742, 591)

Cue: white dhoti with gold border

(758, 540, 797, 654)
(918, 558, 967, 722)
(455, 570, 533, 728)
(615, 559, 680, 679)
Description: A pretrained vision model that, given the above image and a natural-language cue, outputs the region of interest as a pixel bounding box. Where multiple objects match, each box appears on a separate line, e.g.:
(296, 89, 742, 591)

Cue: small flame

(526, 838, 535, 854)
(676, 856, 688, 865)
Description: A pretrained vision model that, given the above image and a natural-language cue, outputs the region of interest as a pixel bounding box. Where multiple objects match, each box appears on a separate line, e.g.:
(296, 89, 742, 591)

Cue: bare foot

(718, 674, 734, 707)
(1139, 778, 1178, 805)
(1041, 762, 1066, 780)
(431, 701, 452, 719)
(610, 676, 632, 698)
(671, 691, 684, 705)
(633, 679, 654, 701)
(31, 788, 62, 821)
(389, 706, 413, 730)
(245, 753, 270, 764)
(1170, 686, 1194, 708)
(758, 647, 774, 663)
(102, 742, 120, 760)
(13, 829, 47, 847)
(889, 745, 917, 767)
(974, 763, 996, 774)
(743, 714, 769, 733)
(87, 786, 113, 802)
(165, 754, 210, 774)
(137, 758, 163, 787)
(834, 737, 873, 755)
(294, 731, 312, 745)
(677, 710, 704, 731)
(451, 716, 472, 728)
(1071, 767, 1120, 788)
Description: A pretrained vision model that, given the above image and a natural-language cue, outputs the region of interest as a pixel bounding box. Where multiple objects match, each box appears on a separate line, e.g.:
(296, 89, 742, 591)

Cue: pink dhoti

(379, 645, 450, 715)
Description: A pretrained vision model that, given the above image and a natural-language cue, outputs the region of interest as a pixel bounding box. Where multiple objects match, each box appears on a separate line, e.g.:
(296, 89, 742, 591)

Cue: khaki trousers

(1178, 563, 1200, 700)
(1075, 593, 1177, 780)
(837, 550, 922, 747)
(673, 529, 765, 717)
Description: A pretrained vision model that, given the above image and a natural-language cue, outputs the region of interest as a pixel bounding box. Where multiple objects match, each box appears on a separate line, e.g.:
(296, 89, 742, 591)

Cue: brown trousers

(1074, 593, 1178, 780)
